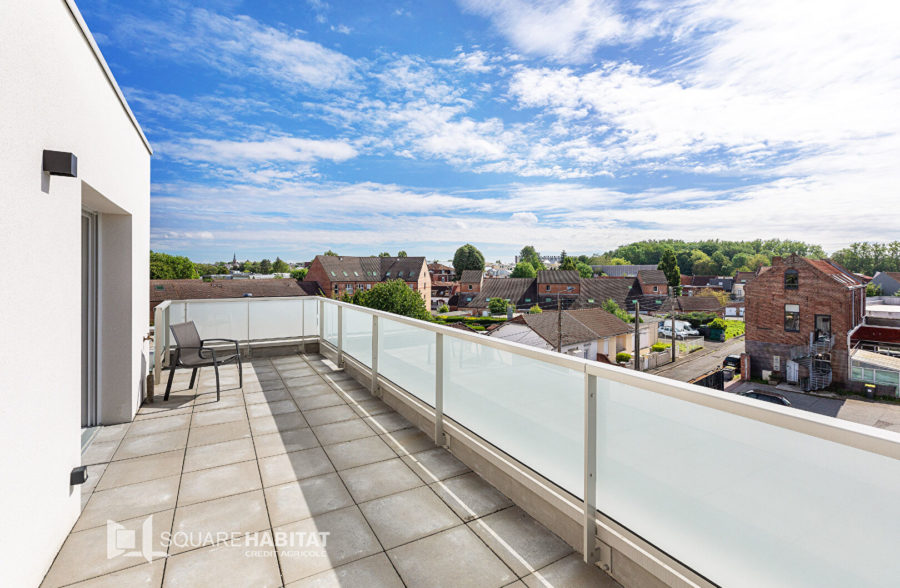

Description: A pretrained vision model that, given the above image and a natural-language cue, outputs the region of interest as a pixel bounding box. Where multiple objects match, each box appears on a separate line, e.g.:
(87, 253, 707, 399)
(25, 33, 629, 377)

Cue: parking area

(647, 337, 745, 382)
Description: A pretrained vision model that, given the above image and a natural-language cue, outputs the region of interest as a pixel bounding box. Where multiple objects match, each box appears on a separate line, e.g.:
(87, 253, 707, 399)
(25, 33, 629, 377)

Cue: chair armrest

(202, 338, 241, 356)
(175, 345, 215, 361)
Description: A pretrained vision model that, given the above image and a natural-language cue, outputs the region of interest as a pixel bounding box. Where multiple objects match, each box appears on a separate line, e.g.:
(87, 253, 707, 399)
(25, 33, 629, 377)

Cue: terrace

(49, 296, 900, 587)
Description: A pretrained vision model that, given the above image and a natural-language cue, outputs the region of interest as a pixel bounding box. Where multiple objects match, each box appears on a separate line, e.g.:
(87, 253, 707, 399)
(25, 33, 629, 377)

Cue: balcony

(51, 296, 900, 588)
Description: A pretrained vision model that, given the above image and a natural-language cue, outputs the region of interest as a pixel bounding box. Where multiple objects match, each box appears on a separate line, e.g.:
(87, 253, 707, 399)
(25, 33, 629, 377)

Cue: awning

(851, 348, 900, 371)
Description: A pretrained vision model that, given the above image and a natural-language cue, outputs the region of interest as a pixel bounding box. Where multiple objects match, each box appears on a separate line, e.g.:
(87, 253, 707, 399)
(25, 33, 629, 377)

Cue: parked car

(658, 326, 687, 340)
(681, 325, 700, 337)
(722, 354, 741, 373)
(739, 390, 791, 406)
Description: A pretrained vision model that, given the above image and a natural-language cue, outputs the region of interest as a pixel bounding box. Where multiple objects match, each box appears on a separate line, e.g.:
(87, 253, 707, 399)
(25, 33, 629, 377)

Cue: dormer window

(784, 269, 799, 289)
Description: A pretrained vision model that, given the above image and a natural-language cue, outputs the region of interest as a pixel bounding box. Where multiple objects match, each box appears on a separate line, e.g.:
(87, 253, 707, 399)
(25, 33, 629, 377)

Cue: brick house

(149, 278, 316, 322)
(745, 255, 865, 390)
(428, 263, 456, 309)
(636, 269, 668, 296)
(304, 255, 432, 308)
(428, 263, 455, 284)
(458, 270, 483, 294)
(537, 270, 580, 295)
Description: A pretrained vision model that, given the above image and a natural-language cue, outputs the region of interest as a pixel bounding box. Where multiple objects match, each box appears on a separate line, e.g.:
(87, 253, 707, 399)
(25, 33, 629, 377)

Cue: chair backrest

(170, 321, 203, 364)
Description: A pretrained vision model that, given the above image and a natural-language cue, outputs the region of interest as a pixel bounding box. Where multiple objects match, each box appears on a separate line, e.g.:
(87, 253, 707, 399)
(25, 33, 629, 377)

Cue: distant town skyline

(81, 0, 900, 261)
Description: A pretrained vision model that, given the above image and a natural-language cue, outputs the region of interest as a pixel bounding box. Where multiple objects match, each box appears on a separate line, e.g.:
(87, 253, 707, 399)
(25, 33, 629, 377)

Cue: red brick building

(745, 255, 865, 390)
(304, 255, 432, 308)
(637, 269, 668, 296)
(428, 263, 454, 283)
(537, 270, 580, 295)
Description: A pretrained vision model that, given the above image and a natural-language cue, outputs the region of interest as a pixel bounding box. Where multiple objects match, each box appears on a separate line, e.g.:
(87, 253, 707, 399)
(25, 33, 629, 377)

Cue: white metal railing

(155, 295, 900, 588)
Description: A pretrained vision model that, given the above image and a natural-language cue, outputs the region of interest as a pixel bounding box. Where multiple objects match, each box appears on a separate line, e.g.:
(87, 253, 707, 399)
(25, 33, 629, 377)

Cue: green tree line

(831, 242, 900, 275)
(150, 251, 294, 280)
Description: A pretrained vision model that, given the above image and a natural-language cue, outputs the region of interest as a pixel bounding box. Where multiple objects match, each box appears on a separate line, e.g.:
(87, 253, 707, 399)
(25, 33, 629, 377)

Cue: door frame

(82, 209, 99, 428)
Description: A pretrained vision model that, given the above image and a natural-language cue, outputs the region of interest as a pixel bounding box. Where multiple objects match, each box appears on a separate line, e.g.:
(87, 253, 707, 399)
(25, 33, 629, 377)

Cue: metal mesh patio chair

(164, 321, 242, 401)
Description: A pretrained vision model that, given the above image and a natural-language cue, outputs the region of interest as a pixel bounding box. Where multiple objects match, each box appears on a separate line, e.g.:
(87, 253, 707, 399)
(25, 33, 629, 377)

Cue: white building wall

(0, 1, 151, 585)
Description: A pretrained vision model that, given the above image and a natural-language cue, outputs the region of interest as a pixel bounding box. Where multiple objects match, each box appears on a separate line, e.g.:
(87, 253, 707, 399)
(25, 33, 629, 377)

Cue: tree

(607, 257, 629, 265)
(291, 268, 308, 280)
(696, 287, 729, 306)
(150, 251, 197, 279)
(378, 252, 391, 257)
(438, 303, 449, 313)
(272, 257, 290, 273)
(559, 256, 578, 271)
(488, 298, 509, 315)
(866, 283, 883, 296)
(352, 279, 430, 321)
(747, 253, 769, 270)
(324, 250, 338, 256)
(602, 298, 637, 323)
(519, 246, 544, 270)
(452, 244, 485, 280)
(397, 250, 407, 257)
(657, 247, 681, 295)
(576, 262, 593, 278)
(510, 261, 537, 278)
(259, 259, 272, 274)
(529, 304, 543, 314)
(691, 250, 717, 275)
(710, 251, 730, 275)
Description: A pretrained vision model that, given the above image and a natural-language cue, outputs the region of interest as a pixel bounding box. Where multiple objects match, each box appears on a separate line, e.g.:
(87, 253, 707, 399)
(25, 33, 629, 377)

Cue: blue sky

(81, 0, 900, 263)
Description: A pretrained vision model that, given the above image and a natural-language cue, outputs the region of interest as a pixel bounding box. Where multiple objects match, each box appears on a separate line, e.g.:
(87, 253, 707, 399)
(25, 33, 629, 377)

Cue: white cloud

(159, 137, 358, 164)
(511, 211, 538, 224)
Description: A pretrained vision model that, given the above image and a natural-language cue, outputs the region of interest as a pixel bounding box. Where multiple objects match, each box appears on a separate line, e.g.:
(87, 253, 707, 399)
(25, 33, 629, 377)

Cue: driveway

(647, 337, 745, 382)
(727, 380, 900, 433)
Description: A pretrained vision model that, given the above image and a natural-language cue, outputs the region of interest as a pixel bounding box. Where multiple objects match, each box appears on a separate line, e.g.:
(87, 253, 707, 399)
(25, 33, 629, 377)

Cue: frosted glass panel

(323, 303, 338, 345)
(249, 299, 303, 340)
(342, 307, 372, 367)
(379, 318, 436, 405)
(444, 337, 583, 495)
(184, 301, 248, 341)
(595, 380, 900, 588)
(168, 301, 186, 325)
(302, 299, 318, 337)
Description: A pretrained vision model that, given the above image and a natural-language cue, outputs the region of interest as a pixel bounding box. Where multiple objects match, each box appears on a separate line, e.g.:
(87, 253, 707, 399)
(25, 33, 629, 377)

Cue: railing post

(434, 332, 446, 446)
(153, 305, 163, 384)
(318, 299, 324, 342)
(301, 298, 306, 339)
(583, 372, 598, 563)
(371, 315, 379, 397)
(337, 304, 344, 367)
(246, 299, 251, 358)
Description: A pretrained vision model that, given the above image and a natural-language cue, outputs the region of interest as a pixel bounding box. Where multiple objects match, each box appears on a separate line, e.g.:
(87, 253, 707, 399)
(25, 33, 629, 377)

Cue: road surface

(647, 337, 745, 382)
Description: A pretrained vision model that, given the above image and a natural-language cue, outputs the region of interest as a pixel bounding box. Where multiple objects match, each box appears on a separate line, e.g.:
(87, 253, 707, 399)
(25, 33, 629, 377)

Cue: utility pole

(633, 301, 641, 372)
(557, 294, 562, 353)
(671, 313, 677, 363)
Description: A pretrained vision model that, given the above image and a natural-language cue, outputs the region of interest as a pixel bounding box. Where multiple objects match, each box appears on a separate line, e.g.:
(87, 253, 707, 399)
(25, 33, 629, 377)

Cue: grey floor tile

(162, 532, 282, 588)
(249, 411, 309, 436)
(113, 428, 189, 461)
(191, 406, 247, 428)
(305, 405, 359, 427)
(323, 436, 396, 471)
(244, 387, 291, 405)
(431, 472, 514, 522)
(188, 419, 252, 448)
(294, 391, 346, 411)
(253, 427, 320, 458)
(170, 490, 270, 554)
(75, 476, 180, 531)
(247, 399, 299, 419)
(125, 413, 191, 438)
(312, 419, 375, 445)
(276, 506, 381, 583)
(339, 458, 424, 503)
(387, 525, 515, 588)
(522, 553, 621, 587)
(350, 399, 393, 418)
(66, 559, 164, 588)
(362, 411, 412, 434)
(192, 393, 245, 412)
(381, 427, 435, 456)
(91, 423, 130, 444)
(359, 486, 461, 549)
(177, 460, 262, 506)
(264, 473, 355, 527)
(135, 405, 193, 421)
(183, 437, 257, 472)
(285, 553, 404, 588)
(82, 440, 120, 466)
(287, 381, 335, 399)
(258, 447, 335, 487)
(402, 447, 470, 482)
(96, 450, 184, 491)
(42, 510, 173, 587)
(470, 507, 573, 577)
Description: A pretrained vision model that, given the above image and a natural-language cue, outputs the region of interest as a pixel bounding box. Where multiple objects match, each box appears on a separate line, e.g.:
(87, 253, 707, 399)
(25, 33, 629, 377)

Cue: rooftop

(51, 353, 616, 587)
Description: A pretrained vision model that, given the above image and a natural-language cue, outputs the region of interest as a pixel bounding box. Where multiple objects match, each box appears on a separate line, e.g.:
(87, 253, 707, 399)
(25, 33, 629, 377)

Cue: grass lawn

(723, 320, 745, 340)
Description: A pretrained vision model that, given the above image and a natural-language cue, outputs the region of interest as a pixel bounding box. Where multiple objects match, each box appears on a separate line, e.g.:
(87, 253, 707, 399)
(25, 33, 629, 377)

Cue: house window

(468, 285, 473, 290)
(525, 298, 531, 303)
(773, 356, 781, 371)
(784, 304, 800, 332)
(566, 286, 574, 292)
(546, 297, 551, 302)
(545, 285, 550, 291)
(784, 269, 799, 289)
(367, 284, 371, 290)
(653, 286, 658, 292)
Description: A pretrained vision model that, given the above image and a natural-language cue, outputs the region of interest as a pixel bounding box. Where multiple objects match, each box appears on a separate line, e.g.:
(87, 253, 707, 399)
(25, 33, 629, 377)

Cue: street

(647, 336, 746, 382)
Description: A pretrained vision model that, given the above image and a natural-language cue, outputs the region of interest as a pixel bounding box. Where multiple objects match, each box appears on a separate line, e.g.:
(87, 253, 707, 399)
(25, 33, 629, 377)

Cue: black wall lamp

(43, 150, 78, 177)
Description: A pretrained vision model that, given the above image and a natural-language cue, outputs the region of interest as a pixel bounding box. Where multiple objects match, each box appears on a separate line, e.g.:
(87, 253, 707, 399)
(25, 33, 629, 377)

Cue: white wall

(0, 1, 151, 585)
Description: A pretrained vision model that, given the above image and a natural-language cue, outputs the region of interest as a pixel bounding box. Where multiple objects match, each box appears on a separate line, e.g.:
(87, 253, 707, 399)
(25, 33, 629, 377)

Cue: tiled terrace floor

(45, 353, 619, 588)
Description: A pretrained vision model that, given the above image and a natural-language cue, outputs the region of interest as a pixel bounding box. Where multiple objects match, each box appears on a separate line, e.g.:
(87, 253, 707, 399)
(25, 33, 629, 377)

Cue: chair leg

(165, 366, 176, 401)
(237, 357, 243, 388)
(189, 368, 198, 389)
(214, 363, 221, 402)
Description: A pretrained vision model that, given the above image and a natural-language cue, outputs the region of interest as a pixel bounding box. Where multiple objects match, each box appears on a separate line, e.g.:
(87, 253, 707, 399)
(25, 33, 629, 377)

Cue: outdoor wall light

(70, 466, 88, 486)
(42, 150, 78, 177)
